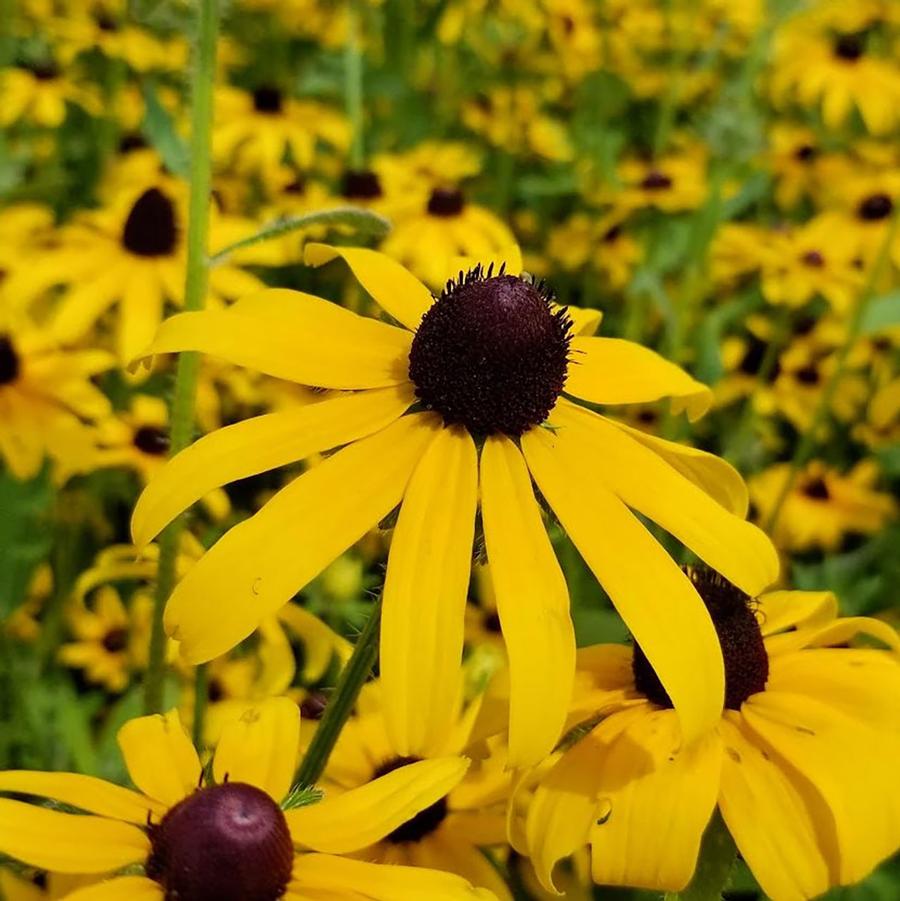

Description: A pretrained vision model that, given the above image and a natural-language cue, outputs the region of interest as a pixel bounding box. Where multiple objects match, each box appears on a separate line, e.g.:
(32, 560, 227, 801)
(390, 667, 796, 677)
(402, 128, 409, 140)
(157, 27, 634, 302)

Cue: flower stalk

(143, 0, 220, 715)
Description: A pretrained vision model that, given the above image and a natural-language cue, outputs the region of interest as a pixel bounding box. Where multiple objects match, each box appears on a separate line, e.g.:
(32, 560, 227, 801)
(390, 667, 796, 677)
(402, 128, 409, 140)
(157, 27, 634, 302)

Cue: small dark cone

(122, 188, 178, 257)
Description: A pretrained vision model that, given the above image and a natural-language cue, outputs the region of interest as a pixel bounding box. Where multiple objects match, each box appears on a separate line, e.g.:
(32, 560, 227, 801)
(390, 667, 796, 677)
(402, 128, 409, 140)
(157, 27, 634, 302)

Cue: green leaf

(859, 290, 900, 335)
(282, 784, 324, 810)
(208, 207, 392, 266)
(141, 81, 190, 180)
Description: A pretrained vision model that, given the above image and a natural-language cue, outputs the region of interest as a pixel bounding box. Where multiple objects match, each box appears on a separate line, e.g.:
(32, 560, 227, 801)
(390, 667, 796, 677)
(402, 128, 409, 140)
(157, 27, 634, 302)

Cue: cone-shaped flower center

(147, 782, 293, 901)
(632, 567, 769, 711)
(133, 425, 170, 455)
(102, 627, 128, 653)
(802, 476, 830, 500)
(834, 33, 864, 61)
(427, 187, 465, 217)
(857, 193, 893, 221)
(372, 757, 448, 843)
(253, 86, 283, 114)
(341, 170, 383, 200)
(122, 188, 178, 257)
(0, 336, 20, 385)
(409, 267, 572, 437)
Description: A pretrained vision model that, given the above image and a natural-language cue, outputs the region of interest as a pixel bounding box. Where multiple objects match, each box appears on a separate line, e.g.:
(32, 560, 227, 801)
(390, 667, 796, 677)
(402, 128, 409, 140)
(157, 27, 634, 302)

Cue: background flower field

(1, 0, 900, 899)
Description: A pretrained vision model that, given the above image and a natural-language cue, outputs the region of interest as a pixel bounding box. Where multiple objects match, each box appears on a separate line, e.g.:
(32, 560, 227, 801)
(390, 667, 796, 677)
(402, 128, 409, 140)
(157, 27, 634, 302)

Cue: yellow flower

(545, 213, 640, 291)
(0, 317, 112, 480)
(854, 376, 900, 448)
(0, 59, 99, 128)
(750, 460, 897, 552)
(525, 570, 900, 899)
(132, 245, 777, 766)
(212, 86, 349, 173)
(0, 699, 495, 900)
(765, 123, 827, 209)
(5, 564, 52, 643)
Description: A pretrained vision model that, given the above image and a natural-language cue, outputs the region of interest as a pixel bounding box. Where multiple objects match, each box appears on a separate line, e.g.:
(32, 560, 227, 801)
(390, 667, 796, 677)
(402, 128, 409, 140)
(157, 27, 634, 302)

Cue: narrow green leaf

(859, 290, 900, 336)
(140, 82, 190, 179)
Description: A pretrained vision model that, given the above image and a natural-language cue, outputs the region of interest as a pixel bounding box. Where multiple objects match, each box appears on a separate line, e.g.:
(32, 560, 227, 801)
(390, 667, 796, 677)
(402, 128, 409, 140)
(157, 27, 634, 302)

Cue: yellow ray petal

(286, 757, 468, 852)
(0, 800, 150, 873)
(0, 771, 162, 824)
(480, 435, 574, 767)
(521, 425, 724, 742)
(164, 414, 438, 663)
(304, 244, 433, 331)
(63, 877, 163, 900)
(117, 709, 200, 808)
(588, 709, 720, 891)
(134, 294, 412, 388)
(566, 337, 712, 421)
(131, 384, 414, 547)
(756, 590, 837, 637)
(416, 830, 514, 901)
(381, 425, 478, 756)
(213, 698, 300, 803)
(551, 402, 778, 596)
(291, 854, 495, 901)
(119, 270, 164, 365)
(718, 716, 832, 901)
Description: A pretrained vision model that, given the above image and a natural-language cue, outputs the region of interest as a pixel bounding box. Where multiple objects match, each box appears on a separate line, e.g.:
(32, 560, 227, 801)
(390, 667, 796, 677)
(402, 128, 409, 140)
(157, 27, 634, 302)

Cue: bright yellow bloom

(132, 245, 777, 766)
(0, 60, 99, 128)
(0, 699, 495, 900)
(526, 572, 900, 900)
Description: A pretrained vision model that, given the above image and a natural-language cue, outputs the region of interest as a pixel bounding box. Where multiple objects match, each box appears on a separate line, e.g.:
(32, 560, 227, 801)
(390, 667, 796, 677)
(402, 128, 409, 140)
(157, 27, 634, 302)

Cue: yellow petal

(213, 698, 300, 802)
(286, 757, 468, 852)
(412, 829, 514, 901)
(117, 709, 200, 807)
(521, 425, 724, 742)
(277, 603, 350, 682)
(526, 706, 646, 893)
(756, 590, 837, 637)
(560, 303, 603, 337)
(480, 435, 574, 767)
(742, 691, 900, 884)
(292, 854, 495, 901)
(0, 800, 149, 873)
(0, 771, 162, 824)
(63, 877, 163, 900)
(767, 614, 900, 659)
(551, 402, 778, 596)
(135, 294, 412, 388)
(718, 716, 832, 901)
(304, 244, 433, 331)
(381, 425, 478, 756)
(588, 709, 721, 891)
(131, 384, 413, 547)
(165, 414, 438, 663)
(608, 419, 748, 516)
(566, 337, 712, 421)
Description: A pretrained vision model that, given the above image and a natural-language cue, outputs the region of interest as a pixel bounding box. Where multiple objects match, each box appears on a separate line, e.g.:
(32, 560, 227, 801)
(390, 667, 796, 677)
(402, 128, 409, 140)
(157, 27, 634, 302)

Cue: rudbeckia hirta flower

(132, 245, 777, 766)
(525, 568, 900, 900)
(0, 699, 495, 900)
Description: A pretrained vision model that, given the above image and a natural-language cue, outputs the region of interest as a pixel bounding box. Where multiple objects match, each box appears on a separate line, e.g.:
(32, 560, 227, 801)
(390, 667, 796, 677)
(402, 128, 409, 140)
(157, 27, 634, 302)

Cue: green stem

(192, 663, 208, 748)
(143, 0, 220, 715)
(345, 0, 365, 170)
(295, 598, 382, 786)
(665, 814, 736, 901)
(764, 211, 899, 535)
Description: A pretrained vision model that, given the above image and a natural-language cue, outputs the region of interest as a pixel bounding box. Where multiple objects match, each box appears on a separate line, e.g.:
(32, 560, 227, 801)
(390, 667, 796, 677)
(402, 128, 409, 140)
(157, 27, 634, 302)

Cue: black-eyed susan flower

(750, 460, 897, 552)
(0, 316, 112, 480)
(0, 699, 495, 900)
(132, 245, 778, 767)
(0, 58, 99, 128)
(525, 568, 900, 900)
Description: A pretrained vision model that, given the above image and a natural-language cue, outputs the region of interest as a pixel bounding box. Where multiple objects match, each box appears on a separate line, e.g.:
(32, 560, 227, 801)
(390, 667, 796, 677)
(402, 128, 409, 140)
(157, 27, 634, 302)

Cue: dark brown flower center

(341, 170, 383, 200)
(102, 627, 129, 653)
(252, 86, 283, 115)
(299, 690, 328, 721)
(147, 782, 293, 901)
(640, 170, 673, 191)
(25, 60, 59, 80)
(409, 267, 572, 437)
(427, 188, 465, 217)
(834, 33, 864, 61)
(0, 335, 20, 385)
(133, 425, 170, 456)
(857, 193, 894, 221)
(122, 188, 178, 257)
(482, 611, 502, 633)
(632, 567, 769, 711)
(802, 476, 830, 500)
(795, 364, 820, 385)
(738, 334, 779, 379)
(372, 757, 448, 843)
(793, 144, 817, 163)
(801, 250, 825, 268)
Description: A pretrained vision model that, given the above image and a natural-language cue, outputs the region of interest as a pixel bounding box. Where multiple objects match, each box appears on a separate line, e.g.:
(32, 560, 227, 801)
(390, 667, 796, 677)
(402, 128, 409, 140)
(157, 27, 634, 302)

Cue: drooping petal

(213, 698, 300, 803)
(550, 402, 778, 596)
(164, 413, 438, 663)
(521, 425, 724, 742)
(480, 435, 574, 767)
(565, 337, 712, 421)
(286, 757, 468, 852)
(0, 800, 150, 873)
(756, 590, 837, 637)
(135, 292, 412, 388)
(718, 715, 833, 901)
(381, 425, 478, 756)
(588, 709, 721, 891)
(0, 771, 162, 824)
(117, 709, 201, 808)
(304, 244, 434, 331)
(526, 706, 647, 893)
(119, 270, 164, 365)
(131, 384, 414, 547)
(291, 854, 494, 901)
(409, 830, 513, 901)
(62, 877, 164, 900)
(765, 614, 900, 659)
(742, 691, 900, 885)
